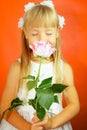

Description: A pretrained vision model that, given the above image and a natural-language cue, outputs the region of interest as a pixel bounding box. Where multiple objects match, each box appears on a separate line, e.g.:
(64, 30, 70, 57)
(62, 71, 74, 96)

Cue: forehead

(26, 21, 58, 31)
(28, 27, 58, 32)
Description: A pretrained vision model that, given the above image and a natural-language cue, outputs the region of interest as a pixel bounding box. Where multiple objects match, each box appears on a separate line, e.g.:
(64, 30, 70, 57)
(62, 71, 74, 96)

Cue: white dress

(0, 60, 73, 130)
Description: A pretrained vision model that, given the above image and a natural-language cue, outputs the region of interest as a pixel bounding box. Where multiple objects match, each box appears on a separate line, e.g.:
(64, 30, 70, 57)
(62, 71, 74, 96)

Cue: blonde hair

(20, 4, 62, 84)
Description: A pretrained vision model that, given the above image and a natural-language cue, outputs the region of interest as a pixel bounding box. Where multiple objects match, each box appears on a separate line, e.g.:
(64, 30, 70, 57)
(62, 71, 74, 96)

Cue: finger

(31, 124, 44, 130)
(32, 113, 40, 123)
(32, 116, 40, 123)
(32, 119, 39, 123)
(34, 118, 48, 126)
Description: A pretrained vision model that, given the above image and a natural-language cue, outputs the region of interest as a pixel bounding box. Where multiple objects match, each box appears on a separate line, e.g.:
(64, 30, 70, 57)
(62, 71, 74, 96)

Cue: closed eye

(31, 31, 38, 36)
(46, 31, 53, 35)
(46, 33, 53, 36)
(32, 33, 38, 36)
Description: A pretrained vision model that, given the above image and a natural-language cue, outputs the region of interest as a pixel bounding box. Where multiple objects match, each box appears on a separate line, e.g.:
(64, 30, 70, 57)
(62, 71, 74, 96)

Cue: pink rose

(29, 41, 56, 58)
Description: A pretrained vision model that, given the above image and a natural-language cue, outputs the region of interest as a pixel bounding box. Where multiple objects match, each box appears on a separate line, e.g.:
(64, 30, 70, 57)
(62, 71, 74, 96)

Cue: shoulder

(63, 61, 73, 74)
(9, 59, 21, 72)
(7, 58, 21, 79)
(2, 59, 21, 98)
(62, 60, 74, 86)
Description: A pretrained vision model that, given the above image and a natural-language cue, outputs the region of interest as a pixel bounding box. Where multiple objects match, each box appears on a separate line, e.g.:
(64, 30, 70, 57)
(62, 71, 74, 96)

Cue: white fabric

(0, 119, 18, 130)
(16, 60, 73, 130)
(0, 60, 73, 130)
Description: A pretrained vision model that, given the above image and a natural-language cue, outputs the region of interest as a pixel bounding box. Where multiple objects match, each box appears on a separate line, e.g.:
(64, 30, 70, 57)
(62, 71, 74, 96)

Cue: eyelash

(46, 33, 52, 35)
(31, 32, 53, 36)
(32, 34, 38, 36)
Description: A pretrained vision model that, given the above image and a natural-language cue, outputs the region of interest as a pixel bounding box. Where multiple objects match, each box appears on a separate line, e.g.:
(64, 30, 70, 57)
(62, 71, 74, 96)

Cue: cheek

(50, 36, 57, 47)
(27, 37, 34, 46)
(27, 36, 39, 45)
(52, 43, 56, 48)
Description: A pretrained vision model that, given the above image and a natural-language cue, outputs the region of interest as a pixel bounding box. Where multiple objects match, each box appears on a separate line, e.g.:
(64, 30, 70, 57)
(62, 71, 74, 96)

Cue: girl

(0, 0, 80, 130)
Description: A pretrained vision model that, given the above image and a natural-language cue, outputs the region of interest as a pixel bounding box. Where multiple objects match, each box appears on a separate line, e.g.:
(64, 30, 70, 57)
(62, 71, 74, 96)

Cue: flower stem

(36, 58, 43, 87)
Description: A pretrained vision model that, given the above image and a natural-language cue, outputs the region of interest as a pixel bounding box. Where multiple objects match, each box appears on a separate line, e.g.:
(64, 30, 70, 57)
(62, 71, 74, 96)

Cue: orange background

(0, 0, 87, 130)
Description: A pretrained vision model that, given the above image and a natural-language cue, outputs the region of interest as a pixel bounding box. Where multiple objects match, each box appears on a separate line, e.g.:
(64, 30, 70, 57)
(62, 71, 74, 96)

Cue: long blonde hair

(20, 4, 62, 83)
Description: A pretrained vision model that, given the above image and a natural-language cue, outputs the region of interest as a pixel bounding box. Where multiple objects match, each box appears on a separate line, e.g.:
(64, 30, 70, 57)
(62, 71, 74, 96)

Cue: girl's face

(25, 27, 59, 47)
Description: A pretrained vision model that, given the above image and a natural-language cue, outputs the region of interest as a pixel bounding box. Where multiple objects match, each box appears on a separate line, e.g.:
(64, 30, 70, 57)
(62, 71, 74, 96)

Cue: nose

(39, 33, 47, 41)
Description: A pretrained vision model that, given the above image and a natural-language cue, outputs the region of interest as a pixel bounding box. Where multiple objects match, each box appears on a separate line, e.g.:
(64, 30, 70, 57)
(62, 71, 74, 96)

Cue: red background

(0, 0, 87, 130)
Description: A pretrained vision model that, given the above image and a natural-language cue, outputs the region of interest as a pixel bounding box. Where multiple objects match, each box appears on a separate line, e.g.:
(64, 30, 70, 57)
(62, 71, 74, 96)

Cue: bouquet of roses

(0, 41, 67, 122)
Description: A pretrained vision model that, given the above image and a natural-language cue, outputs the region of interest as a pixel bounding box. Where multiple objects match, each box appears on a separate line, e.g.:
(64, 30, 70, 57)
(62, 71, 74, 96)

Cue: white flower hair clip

(18, 2, 35, 28)
(24, 2, 35, 12)
(58, 15, 65, 29)
(18, 0, 65, 29)
(18, 17, 24, 29)
(40, 0, 54, 8)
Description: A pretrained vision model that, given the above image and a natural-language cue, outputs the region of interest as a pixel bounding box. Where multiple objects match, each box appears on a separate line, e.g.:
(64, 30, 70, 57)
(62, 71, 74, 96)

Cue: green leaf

(9, 97, 23, 110)
(0, 97, 23, 123)
(36, 88, 54, 110)
(51, 84, 68, 93)
(23, 75, 35, 81)
(36, 104, 46, 120)
(28, 97, 46, 120)
(38, 77, 52, 89)
(27, 80, 37, 91)
(54, 95, 59, 103)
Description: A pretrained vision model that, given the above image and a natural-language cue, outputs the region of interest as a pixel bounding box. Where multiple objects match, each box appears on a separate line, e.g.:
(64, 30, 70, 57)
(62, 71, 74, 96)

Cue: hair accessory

(24, 2, 35, 12)
(58, 15, 65, 29)
(40, 0, 54, 8)
(18, 0, 65, 29)
(18, 17, 24, 29)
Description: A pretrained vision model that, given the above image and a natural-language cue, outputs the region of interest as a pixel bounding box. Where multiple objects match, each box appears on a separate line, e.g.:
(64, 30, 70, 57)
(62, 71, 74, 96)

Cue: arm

(33, 62, 80, 129)
(48, 62, 80, 128)
(0, 60, 31, 130)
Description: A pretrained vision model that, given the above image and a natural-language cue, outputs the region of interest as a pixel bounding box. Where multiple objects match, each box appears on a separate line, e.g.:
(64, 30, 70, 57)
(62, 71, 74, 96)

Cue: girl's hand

(31, 124, 44, 130)
(31, 113, 51, 130)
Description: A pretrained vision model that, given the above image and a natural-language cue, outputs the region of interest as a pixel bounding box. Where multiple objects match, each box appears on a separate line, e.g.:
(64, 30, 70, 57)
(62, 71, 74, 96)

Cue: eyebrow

(31, 28, 55, 32)
(33, 27, 55, 30)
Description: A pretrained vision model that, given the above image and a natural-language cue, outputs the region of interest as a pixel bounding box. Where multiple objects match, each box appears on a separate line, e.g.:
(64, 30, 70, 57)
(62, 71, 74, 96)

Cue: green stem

(35, 98, 38, 110)
(0, 108, 8, 123)
(36, 58, 43, 87)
